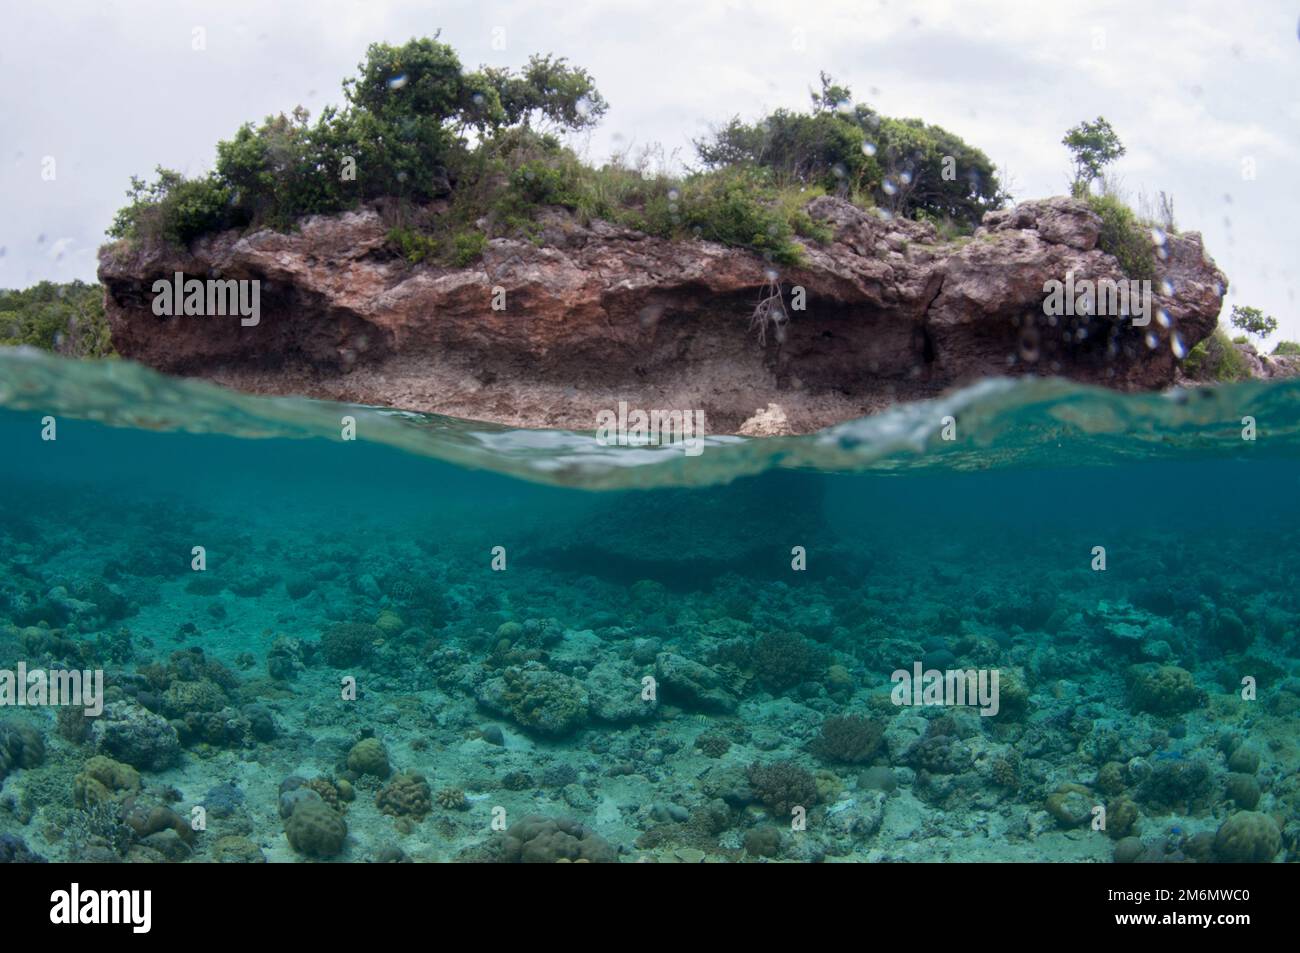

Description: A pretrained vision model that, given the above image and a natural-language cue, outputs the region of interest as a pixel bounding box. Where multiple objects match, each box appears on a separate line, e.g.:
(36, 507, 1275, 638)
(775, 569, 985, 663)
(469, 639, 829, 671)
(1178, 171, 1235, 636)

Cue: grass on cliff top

(394, 130, 831, 266)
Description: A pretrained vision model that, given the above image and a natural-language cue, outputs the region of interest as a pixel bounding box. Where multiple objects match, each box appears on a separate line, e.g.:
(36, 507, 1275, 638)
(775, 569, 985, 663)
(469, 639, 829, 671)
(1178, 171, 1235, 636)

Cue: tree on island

(1230, 304, 1278, 342)
(1062, 116, 1125, 196)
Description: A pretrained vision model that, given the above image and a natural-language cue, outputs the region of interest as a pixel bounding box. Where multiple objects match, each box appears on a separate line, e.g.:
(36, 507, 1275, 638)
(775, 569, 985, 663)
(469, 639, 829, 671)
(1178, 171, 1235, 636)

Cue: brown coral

(435, 787, 469, 811)
(746, 760, 819, 817)
(495, 815, 617, 863)
(377, 772, 432, 819)
(809, 714, 884, 764)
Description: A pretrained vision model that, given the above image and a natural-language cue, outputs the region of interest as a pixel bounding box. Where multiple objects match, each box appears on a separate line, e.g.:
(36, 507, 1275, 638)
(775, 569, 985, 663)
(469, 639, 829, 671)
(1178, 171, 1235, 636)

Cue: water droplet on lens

(1019, 326, 1040, 362)
(1160, 278, 1174, 295)
(862, 142, 877, 157)
(1172, 333, 1187, 358)
(387, 74, 409, 90)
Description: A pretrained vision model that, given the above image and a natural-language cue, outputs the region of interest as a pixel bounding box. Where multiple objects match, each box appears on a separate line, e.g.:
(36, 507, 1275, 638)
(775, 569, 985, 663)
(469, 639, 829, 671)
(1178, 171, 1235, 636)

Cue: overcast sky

(3, 0, 1297, 338)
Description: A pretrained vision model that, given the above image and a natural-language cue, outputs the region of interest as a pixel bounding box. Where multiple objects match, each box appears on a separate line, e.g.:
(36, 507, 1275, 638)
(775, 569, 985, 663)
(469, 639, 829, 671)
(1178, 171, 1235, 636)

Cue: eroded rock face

(98, 196, 1227, 434)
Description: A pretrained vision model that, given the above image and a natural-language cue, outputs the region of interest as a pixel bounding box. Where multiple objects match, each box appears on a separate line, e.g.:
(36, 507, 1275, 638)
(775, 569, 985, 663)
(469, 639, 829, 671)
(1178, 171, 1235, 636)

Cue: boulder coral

(1213, 811, 1281, 863)
(1126, 664, 1206, 715)
(285, 798, 348, 859)
(345, 737, 391, 778)
(494, 816, 617, 863)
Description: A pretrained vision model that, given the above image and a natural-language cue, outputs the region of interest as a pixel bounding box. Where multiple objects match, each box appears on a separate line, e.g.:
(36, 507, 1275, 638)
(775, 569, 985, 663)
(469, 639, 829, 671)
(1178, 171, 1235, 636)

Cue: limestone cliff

(98, 195, 1228, 435)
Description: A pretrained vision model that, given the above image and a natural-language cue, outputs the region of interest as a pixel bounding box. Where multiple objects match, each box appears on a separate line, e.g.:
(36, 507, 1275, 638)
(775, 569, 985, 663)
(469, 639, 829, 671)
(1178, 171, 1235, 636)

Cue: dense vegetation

(0, 280, 114, 357)
(105, 39, 1005, 267)
(1182, 327, 1251, 383)
(1085, 191, 1156, 282)
(693, 72, 1007, 230)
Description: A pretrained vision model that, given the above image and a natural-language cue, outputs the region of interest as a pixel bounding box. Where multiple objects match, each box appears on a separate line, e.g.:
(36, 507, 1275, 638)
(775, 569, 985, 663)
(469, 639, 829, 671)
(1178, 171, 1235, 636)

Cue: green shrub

(160, 176, 235, 245)
(1086, 193, 1156, 282)
(385, 226, 486, 267)
(509, 161, 581, 207)
(1182, 327, 1251, 383)
(108, 168, 236, 245)
(449, 230, 488, 266)
(1272, 340, 1300, 356)
(676, 167, 805, 266)
(695, 73, 1006, 228)
(386, 227, 440, 264)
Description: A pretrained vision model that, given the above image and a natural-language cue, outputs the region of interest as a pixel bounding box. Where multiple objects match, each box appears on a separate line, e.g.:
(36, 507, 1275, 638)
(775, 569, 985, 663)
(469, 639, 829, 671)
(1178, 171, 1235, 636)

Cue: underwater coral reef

(1, 414, 1297, 865)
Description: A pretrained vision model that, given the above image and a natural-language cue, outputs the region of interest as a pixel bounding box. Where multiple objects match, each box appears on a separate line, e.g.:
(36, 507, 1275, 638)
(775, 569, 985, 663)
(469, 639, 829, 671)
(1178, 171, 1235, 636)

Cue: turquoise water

(1, 348, 1297, 863)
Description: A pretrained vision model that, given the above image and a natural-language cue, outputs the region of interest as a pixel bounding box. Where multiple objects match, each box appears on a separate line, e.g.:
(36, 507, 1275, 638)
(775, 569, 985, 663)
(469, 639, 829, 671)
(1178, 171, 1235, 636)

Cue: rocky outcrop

(98, 195, 1227, 434)
(1225, 342, 1300, 381)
